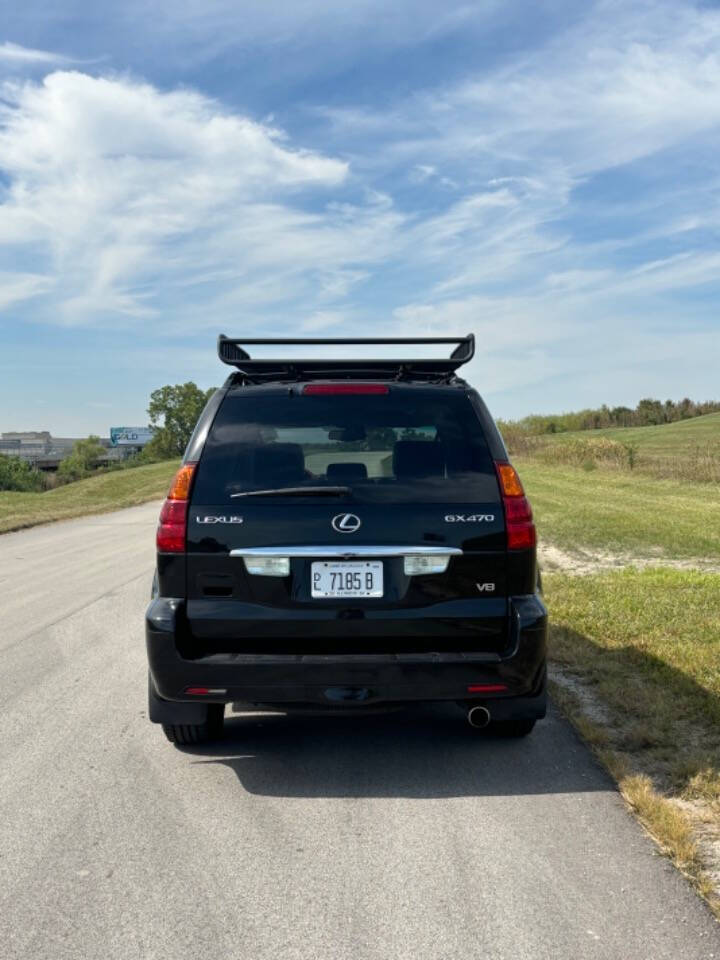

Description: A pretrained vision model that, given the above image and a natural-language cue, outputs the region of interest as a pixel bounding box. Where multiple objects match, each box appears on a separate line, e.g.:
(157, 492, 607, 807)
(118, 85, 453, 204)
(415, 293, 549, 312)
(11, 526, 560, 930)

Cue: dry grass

(622, 775, 701, 875)
(550, 674, 717, 912)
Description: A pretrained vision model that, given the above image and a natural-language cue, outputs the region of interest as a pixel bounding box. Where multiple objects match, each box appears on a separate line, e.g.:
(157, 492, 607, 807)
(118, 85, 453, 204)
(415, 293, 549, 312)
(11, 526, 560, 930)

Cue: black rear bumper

(146, 594, 547, 720)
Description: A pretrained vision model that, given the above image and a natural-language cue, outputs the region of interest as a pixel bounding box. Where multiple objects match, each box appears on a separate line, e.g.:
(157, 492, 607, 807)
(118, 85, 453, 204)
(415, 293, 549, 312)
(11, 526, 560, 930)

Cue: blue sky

(1, 0, 719, 435)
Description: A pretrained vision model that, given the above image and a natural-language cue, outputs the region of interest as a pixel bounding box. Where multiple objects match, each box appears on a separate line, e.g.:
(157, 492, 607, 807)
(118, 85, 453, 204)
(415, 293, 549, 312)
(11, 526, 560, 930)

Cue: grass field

(0, 460, 178, 534)
(547, 568, 720, 786)
(548, 411, 720, 458)
(516, 457, 720, 560)
(505, 411, 720, 484)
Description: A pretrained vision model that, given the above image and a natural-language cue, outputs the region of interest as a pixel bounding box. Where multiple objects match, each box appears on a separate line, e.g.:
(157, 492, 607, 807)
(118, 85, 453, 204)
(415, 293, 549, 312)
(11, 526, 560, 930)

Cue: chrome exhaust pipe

(467, 705, 491, 729)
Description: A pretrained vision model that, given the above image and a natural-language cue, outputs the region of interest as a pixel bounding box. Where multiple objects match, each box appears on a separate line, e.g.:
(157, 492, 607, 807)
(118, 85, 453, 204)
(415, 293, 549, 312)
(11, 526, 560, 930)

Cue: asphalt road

(1, 503, 718, 960)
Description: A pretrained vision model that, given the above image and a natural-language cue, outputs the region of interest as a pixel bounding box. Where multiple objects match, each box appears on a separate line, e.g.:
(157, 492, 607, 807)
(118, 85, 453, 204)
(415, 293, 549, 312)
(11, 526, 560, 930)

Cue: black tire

(162, 704, 225, 745)
(488, 717, 536, 738)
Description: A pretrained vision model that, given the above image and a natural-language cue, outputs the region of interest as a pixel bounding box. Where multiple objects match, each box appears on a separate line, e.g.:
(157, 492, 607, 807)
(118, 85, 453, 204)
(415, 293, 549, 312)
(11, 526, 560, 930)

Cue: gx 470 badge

(444, 514, 495, 523)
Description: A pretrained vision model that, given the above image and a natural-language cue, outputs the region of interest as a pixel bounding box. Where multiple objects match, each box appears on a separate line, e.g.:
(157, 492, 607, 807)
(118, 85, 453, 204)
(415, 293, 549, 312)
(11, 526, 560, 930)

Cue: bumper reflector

(403, 554, 451, 576)
(467, 684, 508, 693)
(185, 687, 227, 695)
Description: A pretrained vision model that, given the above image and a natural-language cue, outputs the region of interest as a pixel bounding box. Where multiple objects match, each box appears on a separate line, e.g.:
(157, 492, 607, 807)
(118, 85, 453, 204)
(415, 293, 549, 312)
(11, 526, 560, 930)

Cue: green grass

(546, 568, 720, 912)
(548, 568, 720, 722)
(516, 457, 720, 559)
(0, 460, 179, 534)
(549, 411, 720, 457)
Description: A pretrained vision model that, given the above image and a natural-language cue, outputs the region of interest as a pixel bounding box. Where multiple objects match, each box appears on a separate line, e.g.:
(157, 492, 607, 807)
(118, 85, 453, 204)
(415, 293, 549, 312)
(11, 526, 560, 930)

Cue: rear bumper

(146, 594, 547, 717)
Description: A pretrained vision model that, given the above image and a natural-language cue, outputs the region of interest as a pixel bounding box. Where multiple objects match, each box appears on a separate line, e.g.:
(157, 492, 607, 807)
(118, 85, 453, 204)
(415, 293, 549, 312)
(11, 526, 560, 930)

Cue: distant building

(0, 431, 123, 469)
(2, 430, 52, 444)
(0, 432, 52, 459)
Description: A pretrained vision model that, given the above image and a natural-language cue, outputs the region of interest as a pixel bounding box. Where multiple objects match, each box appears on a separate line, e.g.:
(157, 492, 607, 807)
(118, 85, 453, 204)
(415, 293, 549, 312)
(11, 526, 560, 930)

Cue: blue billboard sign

(109, 427, 155, 447)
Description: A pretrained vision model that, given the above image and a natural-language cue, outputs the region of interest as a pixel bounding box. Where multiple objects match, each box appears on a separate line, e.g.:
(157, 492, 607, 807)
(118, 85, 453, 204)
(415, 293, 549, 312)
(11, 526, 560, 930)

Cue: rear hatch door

(186, 385, 508, 654)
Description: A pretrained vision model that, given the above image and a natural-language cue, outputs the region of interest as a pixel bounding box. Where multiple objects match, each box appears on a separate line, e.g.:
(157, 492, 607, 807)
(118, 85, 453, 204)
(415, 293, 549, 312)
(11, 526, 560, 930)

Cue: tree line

(499, 398, 720, 436)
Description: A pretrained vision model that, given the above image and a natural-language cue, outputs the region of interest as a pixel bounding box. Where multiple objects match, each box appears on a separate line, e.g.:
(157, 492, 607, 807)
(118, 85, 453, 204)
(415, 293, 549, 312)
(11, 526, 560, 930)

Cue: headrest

(252, 443, 305, 486)
(326, 462, 368, 481)
(392, 440, 445, 478)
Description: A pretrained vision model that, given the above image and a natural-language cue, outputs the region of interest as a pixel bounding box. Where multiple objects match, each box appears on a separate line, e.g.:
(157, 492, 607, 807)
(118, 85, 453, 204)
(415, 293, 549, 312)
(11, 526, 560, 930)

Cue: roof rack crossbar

(217, 333, 475, 376)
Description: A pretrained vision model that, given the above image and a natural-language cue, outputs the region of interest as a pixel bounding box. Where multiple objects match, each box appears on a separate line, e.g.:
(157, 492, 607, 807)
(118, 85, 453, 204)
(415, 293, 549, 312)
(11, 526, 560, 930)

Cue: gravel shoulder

(539, 541, 720, 576)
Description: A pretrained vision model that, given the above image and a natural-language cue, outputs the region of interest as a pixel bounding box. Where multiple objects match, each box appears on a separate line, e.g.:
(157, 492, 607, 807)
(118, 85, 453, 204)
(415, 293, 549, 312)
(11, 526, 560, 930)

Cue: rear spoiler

(217, 334, 475, 380)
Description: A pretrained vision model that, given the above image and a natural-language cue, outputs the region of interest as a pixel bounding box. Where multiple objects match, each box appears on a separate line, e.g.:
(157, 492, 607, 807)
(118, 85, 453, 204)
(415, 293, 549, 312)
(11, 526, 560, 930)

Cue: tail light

(494, 461, 536, 550)
(156, 462, 197, 553)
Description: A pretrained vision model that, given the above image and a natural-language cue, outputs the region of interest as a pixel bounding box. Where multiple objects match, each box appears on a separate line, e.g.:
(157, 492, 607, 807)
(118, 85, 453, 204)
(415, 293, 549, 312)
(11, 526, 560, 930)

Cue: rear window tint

(192, 390, 499, 504)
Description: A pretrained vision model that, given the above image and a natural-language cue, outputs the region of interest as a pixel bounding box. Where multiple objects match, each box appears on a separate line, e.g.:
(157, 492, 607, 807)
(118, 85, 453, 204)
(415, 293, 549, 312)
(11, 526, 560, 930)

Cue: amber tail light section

(156, 463, 197, 553)
(494, 462, 536, 550)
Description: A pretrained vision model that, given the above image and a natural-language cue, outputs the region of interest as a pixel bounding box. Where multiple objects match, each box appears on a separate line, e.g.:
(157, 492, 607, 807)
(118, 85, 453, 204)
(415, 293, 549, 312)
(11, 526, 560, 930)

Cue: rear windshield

(192, 390, 499, 504)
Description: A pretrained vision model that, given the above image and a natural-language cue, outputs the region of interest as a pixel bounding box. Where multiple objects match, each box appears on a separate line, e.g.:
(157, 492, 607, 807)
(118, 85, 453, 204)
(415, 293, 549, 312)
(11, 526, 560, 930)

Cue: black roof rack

(217, 334, 475, 382)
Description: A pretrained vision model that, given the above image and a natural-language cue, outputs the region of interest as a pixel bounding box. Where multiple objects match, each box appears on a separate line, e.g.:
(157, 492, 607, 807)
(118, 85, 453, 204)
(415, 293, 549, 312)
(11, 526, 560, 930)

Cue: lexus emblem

(331, 513, 361, 533)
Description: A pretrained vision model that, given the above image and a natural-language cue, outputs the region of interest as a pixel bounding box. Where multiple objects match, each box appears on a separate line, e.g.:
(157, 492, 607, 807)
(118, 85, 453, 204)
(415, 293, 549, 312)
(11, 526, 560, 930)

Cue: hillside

(546, 411, 720, 457)
(0, 460, 178, 534)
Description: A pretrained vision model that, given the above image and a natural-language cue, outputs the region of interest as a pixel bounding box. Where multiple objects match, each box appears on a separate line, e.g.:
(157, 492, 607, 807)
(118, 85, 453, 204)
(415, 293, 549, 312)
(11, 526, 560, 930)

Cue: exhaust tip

(468, 705, 491, 729)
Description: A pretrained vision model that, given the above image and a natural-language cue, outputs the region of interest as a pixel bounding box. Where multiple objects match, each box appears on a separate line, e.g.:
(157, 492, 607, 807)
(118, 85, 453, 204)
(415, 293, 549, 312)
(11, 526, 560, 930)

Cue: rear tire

(488, 717, 536, 738)
(162, 704, 225, 745)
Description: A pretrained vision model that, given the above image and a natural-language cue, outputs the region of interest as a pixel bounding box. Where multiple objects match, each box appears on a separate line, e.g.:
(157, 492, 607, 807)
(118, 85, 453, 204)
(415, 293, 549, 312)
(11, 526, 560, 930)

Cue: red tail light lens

(156, 462, 197, 553)
(494, 461, 536, 551)
(302, 383, 389, 395)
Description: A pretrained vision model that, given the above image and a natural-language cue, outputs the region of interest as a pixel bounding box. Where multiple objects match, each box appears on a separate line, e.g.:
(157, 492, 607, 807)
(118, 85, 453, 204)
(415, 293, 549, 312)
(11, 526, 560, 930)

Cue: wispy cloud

(0, 42, 78, 66)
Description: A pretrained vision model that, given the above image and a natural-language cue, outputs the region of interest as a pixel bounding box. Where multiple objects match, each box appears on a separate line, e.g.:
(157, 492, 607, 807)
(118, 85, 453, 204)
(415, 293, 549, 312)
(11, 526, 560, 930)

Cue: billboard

(110, 426, 155, 447)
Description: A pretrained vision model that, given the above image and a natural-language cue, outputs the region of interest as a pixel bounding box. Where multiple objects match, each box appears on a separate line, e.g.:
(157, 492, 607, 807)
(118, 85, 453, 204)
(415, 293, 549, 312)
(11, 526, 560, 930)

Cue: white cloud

(446, 4, 720, 176)
(0, 271, 52, 308)
(409, 164, 436, 183)
(0, 71, 377, 326)
(0, 42, 76, 66)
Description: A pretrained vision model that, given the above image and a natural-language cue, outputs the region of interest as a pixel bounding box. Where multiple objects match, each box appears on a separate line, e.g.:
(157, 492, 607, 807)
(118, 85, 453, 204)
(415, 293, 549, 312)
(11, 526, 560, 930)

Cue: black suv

(146, 335, 547, 744)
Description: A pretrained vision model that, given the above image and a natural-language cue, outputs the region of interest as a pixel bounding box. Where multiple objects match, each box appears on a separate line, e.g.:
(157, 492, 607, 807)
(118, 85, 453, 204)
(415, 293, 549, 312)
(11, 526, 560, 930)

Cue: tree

(145, 382, 216, 459)
(610, 406, 633, 427)
(57, 436, 106, 482)
(0, 454, 45, 492)
(635, 398, 665, 426)
(366, 427, 399, 451)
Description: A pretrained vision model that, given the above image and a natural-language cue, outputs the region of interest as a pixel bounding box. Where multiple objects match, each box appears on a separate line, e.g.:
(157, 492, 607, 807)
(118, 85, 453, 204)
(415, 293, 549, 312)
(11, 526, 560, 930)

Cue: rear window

(192, 390, 499, 504)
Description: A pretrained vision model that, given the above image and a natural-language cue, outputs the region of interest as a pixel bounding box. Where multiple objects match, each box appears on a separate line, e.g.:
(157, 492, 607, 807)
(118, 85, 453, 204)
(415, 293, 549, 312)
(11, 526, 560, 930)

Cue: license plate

(311, 561, 383, 598)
